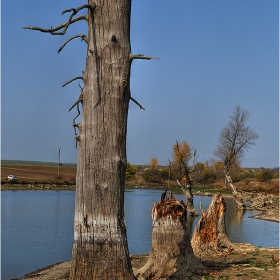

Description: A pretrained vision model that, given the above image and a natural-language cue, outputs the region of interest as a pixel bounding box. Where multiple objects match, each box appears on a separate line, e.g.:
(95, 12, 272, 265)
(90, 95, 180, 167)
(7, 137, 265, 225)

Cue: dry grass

(1, 164, 76, 184)
(235, 178, 279, 195)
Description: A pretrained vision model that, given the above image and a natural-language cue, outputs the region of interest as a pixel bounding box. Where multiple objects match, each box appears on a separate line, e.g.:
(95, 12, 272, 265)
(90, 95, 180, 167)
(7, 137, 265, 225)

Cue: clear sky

(2, 1, 279, 168)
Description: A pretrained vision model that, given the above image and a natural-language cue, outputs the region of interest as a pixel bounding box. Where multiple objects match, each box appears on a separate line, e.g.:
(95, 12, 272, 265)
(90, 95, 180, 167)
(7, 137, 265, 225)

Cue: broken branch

(69, 93, 83, 112)
(130, 54, 159, 61)
(130, 97, 145, 110)
(63, 76, 83, 87)
(58, 34, 88, 53)
(61, 4, 94, 15)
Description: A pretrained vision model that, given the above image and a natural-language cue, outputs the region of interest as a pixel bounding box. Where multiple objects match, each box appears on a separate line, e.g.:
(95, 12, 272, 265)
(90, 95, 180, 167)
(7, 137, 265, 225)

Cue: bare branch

(189, 150, 198, 173)
(130, 54, 159, 61)
(130, 97, 145, 110)
(63, 76, 83, 87)
(175, 179, 186, 192)
(215, 105, 259, 171)
(61, 4, 94, 15)
(72, 102, 81, 148)
(58, 34, 88, 54)
(69, 94, 83, 112)
(23, 15, 87, 35)
(22, 4, 95, 35)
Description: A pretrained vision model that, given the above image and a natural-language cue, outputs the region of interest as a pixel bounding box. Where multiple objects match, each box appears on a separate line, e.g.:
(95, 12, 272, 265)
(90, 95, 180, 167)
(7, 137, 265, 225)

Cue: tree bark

(191, 193, 234, 257)
(224, 169, 246, 210)
(184, 183, 199, 216)
(70, 1, 135, 279)
(175, 179, 198, 216)
(135, 191, 207, 280)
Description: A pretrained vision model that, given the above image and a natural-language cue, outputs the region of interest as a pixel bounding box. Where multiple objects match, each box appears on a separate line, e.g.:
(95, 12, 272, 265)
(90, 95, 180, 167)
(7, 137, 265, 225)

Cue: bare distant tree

(214, 105, 259, 209)
(23, 1, 158, 279)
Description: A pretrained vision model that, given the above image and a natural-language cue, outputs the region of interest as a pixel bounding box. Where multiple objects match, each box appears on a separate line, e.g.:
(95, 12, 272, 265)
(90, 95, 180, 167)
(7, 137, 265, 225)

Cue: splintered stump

(191, 193, 234, 257)
(135, 191, 207, 280)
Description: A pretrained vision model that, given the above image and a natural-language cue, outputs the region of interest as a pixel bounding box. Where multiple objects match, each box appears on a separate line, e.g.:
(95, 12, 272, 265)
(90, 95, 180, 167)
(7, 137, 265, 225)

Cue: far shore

(2, 183, 278, 223)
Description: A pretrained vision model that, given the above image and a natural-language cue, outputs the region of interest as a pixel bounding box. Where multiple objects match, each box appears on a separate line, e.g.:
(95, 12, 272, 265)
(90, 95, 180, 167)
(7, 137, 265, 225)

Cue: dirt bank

(15, 244, 278, 280)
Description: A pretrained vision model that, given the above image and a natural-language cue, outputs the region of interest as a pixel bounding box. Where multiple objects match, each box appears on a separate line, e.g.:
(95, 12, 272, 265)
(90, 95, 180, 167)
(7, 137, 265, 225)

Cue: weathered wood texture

(70, 1, 134, 279)
(175, 179, 198, 216)
(191, 193, 234, 257)
(225, 171, 246, 209)
(135, 190, 206, 280)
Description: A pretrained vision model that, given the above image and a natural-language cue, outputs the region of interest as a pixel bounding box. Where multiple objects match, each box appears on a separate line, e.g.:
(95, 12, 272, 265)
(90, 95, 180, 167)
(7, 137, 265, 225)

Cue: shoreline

(14, 245, 279, 280)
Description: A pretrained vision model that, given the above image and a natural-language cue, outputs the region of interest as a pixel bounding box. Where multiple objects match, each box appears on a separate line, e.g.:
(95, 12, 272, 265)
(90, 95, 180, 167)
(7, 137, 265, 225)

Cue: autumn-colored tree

(191, 162, 216, 185)
(125, 162, 137, 181)
(213, 160, 241, 182)
(214, 161, 225, 180)
(215, 105, 259, 209)
(149, 157, 159, 170)
(143, 157, 162, 183)
(170, 140, 198, 216)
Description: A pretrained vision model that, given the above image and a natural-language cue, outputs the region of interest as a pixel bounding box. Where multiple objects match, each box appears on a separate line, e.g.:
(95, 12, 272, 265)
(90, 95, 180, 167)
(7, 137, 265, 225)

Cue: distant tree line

(125, 162, 277, 185)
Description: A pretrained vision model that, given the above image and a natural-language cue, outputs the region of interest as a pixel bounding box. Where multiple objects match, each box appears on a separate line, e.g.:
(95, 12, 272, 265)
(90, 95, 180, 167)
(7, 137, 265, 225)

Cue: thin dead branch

(22, 4, 95, 35)
(58, 34, 88, 54)
(130, 97, 145, 110)
(69, 93, 83, 112)
(63, 76, 83, 87)
(72, 101, 82, 148)
(130, 54, 159, 61)
(23, 15, 87, 35)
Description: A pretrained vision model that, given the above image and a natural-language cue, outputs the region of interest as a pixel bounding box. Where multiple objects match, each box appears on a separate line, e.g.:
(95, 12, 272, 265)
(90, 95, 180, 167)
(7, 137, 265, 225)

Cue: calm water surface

(2, 189, 279, 280)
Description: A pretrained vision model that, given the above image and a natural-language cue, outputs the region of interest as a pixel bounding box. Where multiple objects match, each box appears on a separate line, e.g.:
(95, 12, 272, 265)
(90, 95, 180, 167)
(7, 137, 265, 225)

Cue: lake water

(2, 189, 279, 280)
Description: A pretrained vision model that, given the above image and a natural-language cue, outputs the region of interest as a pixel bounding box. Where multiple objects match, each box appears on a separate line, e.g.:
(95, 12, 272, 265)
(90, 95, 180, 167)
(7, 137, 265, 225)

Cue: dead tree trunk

(23, 2, 138, 277)
(69, 1, 136, 279)
(135, 190, 207, 280)
(191, 193, 234, 257)
(224, 168, 246, 210)
(175, 179, 198, 216)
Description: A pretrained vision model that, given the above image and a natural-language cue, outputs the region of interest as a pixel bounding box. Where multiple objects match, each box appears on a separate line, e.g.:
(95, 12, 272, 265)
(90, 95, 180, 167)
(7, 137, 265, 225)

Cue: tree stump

(191, 193, 234, 257)
(135, 190, 207, 280)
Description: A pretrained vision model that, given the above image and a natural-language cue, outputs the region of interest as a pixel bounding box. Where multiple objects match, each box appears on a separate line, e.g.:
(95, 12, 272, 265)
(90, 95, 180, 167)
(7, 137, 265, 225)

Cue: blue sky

(2, 1, 279, 168)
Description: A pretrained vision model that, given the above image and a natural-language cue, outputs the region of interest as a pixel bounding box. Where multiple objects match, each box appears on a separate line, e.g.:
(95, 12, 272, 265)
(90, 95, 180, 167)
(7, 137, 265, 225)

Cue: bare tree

(23, 1, 158, 279)
(170, 140, 199, 216)
(214, 105, 259, 209)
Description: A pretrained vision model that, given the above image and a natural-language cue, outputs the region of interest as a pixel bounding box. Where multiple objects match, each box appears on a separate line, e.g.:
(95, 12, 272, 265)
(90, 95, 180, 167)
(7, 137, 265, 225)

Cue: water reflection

(1, 189, 279, 280)
(124, 189, 279, 253)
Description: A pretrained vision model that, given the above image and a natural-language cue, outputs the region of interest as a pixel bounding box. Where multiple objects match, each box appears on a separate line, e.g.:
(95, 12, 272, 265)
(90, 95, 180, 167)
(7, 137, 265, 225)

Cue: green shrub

(256, 168, 274, 182)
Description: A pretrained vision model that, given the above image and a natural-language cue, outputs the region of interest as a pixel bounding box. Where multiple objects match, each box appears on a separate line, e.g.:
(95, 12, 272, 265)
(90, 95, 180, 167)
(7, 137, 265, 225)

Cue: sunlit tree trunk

(23, 1, 156, 277)
(191, 193, 234, 257)
(175, 178, 198, 216)
(224, 166, 246, 210)
(135, 190, 207, 279)
(69, 1, 135, 279)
